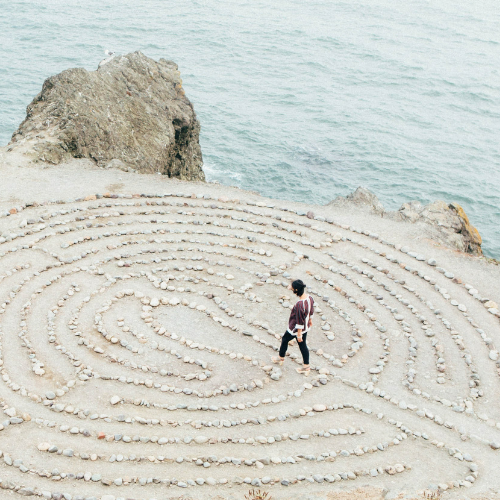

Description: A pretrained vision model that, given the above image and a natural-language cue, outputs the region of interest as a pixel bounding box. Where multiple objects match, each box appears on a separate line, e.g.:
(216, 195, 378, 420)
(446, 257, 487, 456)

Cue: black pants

(279, 331, 309, 364)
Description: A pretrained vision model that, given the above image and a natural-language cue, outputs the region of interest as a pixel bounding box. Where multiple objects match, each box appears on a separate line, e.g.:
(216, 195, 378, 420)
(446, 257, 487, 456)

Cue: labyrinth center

(0, 192, 499, 500)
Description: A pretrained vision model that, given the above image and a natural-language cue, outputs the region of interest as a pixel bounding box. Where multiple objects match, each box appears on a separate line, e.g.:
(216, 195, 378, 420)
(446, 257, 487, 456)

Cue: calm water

(1, 0, 499, 257)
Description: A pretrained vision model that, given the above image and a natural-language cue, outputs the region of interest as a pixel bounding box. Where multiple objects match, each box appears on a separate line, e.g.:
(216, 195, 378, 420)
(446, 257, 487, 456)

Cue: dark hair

(292, 279, 306, 296)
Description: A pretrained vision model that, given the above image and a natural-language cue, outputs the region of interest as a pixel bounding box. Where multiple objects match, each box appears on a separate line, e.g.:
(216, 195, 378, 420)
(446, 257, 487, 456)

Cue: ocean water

(1, 0, 499, 258)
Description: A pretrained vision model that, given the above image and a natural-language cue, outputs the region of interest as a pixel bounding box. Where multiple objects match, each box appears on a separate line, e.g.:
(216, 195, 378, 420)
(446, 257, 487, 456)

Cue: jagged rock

(397, 200, 482, 255)
(448, 203, 483, 254)
(9, 51, 205, 181)
(328, 187, 385, 214)
(328, 187, 482, 255)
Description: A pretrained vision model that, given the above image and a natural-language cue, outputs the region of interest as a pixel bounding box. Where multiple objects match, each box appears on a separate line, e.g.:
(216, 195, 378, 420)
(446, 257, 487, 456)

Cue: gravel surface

(0, 149, 499, 500)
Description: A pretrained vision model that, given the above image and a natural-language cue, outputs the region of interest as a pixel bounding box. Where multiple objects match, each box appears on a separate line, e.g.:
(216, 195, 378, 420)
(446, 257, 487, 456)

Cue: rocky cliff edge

(8, 51, 205, 181)
(329, 187, 483, 256)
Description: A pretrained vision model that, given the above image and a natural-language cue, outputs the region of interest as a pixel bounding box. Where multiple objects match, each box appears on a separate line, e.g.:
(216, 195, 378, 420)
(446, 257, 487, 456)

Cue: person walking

(272, 279, 314, 375)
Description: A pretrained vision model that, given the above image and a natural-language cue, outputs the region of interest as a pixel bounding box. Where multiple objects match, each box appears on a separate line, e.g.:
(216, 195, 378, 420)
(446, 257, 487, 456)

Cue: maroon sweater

(288, 295, 314, 335)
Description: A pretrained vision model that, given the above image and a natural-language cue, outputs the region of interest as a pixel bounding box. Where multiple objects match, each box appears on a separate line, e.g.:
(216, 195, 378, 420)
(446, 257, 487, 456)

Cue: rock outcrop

(8, 51, 205, 181)
(397, 200, 482, 255)
(329, 187, 483, 255)
(328, 187, 385, 214)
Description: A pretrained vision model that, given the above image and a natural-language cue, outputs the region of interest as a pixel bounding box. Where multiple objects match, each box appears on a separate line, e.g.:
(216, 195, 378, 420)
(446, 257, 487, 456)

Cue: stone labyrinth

(0, 191, 499, 500)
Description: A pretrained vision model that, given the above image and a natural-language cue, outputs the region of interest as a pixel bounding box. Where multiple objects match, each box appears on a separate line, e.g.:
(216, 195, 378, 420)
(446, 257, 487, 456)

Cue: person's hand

(308, 319, 312, 328)
(297, 334, 303, 343)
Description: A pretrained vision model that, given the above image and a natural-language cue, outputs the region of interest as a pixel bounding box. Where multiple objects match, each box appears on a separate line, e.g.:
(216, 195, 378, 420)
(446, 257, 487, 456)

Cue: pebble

(313, 404, 326, 412)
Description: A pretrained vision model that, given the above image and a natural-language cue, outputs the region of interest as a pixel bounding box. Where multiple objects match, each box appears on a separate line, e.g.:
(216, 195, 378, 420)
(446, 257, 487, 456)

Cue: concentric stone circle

(0, 191, 499, 500)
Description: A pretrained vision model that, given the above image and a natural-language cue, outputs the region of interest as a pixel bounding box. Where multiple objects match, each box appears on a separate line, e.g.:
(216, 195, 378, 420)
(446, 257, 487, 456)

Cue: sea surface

(1, 0, 499, 257)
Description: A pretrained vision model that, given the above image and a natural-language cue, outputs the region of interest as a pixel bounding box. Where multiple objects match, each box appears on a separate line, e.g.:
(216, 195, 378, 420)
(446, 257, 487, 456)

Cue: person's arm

(296, 303, 306, 342)
(308, 297, 314, 328)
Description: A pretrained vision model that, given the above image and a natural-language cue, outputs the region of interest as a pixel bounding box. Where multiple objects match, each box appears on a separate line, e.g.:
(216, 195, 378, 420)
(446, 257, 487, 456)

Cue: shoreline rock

(0, 50, 486, 259)
(8, 51, 205, 181)
(329, 187, 483, 256)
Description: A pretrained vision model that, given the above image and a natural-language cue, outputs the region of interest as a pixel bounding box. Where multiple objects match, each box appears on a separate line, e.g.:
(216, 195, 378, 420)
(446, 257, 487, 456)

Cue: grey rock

(18, 488, 35, 496)
(0, 480, 15, 489)
(328, 187, 385, 215)
(9, 52, 205, 182)
(328, 189, 482, 255)
(397, 200, 482, 255)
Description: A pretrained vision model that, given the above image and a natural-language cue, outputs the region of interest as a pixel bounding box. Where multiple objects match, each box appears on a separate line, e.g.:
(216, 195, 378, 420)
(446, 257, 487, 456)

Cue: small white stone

(4, 407, 16, 417)
(313, 404, 326, 412)
(110, 395, 121, 405)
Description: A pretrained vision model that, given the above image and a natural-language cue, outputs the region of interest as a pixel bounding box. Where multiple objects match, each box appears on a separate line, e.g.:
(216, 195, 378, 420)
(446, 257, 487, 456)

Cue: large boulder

(9, 51, 205, 181)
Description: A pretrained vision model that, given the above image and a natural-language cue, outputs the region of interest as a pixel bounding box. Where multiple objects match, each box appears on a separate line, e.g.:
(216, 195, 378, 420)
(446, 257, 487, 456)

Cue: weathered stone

(312, 404, 326, 412)
(194, 435, 209, 444)
(9, 52, 205, 181)
(397, 200, 482, 255)
(328, 187, 385, 215)
(329, 189, 482, 254)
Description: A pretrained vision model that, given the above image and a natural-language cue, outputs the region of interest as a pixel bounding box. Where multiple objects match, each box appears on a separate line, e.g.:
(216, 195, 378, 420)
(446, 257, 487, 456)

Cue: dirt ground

(0, 149, 499, 500)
